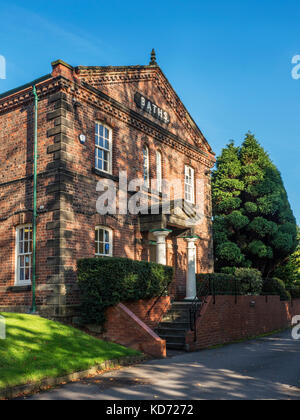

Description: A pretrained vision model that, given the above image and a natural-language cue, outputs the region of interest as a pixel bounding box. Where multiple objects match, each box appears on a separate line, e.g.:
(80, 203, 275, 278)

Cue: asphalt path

(27, 330, 300, 400)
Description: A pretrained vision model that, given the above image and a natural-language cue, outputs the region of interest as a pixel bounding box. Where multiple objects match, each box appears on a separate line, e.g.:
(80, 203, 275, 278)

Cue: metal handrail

(189, 277, 211, 342)
(146, 283, 170, 320)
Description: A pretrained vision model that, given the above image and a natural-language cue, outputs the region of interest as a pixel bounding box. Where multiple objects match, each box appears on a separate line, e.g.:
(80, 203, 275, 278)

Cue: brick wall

(84, 297, 171, 358)
(0, 83, 65, 313)
(100, 301, 168, 358)
(186, 296, 300, 351)
(125, 296, 171, 330)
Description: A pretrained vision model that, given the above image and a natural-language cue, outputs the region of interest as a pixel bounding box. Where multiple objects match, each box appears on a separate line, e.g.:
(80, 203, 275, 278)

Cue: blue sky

(0, 0, 299, 222)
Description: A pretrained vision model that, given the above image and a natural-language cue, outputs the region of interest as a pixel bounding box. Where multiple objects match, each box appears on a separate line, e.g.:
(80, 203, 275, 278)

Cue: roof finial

(149, 48, 157, 66)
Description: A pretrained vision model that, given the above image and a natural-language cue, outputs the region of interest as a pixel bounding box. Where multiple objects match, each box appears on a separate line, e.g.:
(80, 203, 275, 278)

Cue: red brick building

(0, 52, 215, 319)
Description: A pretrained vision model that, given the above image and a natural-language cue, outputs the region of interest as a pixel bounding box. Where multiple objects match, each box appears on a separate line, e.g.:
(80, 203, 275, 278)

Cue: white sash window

(185, 166, 195, 204)
(143, 146, 150, 188)
(95, 227, 113, 257)
(15, 225, 32, 285)
(95, 123, 112, 174)
(156, 151, 162, 193)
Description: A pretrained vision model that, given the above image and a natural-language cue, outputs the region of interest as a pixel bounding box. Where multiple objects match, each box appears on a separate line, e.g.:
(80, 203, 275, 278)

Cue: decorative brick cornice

(67, 79, 215, 167)
(0, 76, 63, 115)
(0, 72, 215, 167)
(75, 65, 214, 155)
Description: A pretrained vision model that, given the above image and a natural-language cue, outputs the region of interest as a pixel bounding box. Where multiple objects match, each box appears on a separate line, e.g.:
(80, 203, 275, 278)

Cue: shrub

(196, 268, 262, 296)
(77, 257, 174, 325)
(235, 268, 263, 295)
(287, 286, 300, 299)
(215, 241, 244, 265)
(196, 273, 235, 295)
(262, 278, 291, 301)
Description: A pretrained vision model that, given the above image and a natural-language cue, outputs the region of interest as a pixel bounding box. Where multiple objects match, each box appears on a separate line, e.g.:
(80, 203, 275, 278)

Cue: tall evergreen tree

(212, 133, 297, 277)
(274, 227, 300, 285)
(212, 141, 246, 268)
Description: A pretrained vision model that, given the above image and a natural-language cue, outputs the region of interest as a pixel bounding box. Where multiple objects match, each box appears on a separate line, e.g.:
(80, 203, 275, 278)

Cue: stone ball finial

(149, 49, 157, 66)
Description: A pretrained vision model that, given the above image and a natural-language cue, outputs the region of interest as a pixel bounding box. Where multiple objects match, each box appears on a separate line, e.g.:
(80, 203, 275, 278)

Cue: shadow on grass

(0, 313, 139, 390)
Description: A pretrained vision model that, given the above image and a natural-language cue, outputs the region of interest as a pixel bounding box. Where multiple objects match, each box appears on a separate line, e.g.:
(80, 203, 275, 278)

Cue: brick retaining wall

(100, 300, 168, 358)
(186, 296, 300, 351)
(125, 296, 171, 330)
(87, 297, 171, 358)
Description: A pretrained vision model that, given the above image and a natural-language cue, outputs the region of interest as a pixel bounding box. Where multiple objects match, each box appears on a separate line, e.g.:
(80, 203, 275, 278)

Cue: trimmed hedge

(196, 268, 263, 296)
(197, 273, 235, 295)
(262, 278, 291, 301)
(288, 286, 300, 299)
(235, 268, 263, 295)
(77, 257, 174, 325)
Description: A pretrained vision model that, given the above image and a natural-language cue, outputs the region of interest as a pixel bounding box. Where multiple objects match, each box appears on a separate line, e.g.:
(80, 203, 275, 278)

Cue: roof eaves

(0, 74, 52, 100)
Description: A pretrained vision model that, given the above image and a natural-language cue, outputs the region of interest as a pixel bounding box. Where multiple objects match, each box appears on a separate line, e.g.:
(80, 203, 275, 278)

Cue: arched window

(95, 123, 112, 174)
(95, 226, 113, 257)
(156, 151, 162, 193)
(15, 225, 32, 285)
(143, 145, 150, 188)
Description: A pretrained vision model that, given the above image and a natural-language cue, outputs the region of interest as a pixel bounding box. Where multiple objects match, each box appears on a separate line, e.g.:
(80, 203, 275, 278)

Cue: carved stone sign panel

(134, 92, 170, 125)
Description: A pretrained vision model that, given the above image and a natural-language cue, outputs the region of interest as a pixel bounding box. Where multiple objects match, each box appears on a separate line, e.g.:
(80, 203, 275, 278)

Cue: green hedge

(288, 286, 300, 299)
(77, 257, 174, 325)
(196, 268, 263, 296)
(235, 268, 263, 295)
(196, 273, 235, 295)
(262, 278, 291, 301)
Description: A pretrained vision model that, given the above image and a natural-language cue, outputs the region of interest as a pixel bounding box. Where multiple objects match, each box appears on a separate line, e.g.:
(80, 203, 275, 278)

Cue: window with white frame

(156, 151, 162, 193)
(95, 227, 113, 257)
(16, 225, 32, 285)
(95, 123, 112, 174)
(143, 145, 150, 188)
(184, 165, 195, 204)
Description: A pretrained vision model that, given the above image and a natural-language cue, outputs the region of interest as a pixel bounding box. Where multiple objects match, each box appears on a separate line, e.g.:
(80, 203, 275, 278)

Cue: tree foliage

(273, 227, 300, 285)
(212, 133, 297, 277)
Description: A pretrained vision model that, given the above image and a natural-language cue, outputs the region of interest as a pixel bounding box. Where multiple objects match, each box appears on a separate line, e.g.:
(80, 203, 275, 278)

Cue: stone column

(152, 229, 172, 265)
(184, 237, 199, 300)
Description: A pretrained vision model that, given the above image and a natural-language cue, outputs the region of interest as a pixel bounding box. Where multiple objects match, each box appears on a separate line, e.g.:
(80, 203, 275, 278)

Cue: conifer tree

(274, 227, 300, 285)
(212, 133, 297, 277)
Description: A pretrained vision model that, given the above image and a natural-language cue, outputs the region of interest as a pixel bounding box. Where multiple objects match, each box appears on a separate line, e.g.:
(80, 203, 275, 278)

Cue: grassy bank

(0, 312, 139, 390)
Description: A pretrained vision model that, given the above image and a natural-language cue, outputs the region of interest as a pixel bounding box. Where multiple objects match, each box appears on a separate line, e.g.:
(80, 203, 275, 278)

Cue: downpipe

(30, 86, 38, 314)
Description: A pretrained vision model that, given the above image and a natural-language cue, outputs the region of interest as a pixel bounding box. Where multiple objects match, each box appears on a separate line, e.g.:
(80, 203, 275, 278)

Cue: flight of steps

(155, 302, 193, 351)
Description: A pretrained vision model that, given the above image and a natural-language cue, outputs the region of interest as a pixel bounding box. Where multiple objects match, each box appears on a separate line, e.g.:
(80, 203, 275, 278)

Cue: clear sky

(0, 0, 299, 222)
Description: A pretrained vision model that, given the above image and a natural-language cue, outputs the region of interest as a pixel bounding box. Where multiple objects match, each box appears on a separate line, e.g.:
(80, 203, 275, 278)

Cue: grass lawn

(0, 312, 140, 390)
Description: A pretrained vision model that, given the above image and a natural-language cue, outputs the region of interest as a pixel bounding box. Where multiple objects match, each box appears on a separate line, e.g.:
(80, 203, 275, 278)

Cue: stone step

(155, 301, 197, 351)
(173, 301, 205, 307)
(156, 327, 188, 337)
(158, 321, 190, 329)
(163, 307, 191, 314)
(166, 342, 187, 350)
(162, 313, 190, 322)
(159, 335, 186, 345)
(168, 307, 191, 311)
(172, 302, 194, 307)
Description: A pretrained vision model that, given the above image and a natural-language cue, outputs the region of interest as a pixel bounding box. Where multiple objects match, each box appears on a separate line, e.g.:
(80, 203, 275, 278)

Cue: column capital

(151, 229, 172, 238)
(183, 235, 199, 243)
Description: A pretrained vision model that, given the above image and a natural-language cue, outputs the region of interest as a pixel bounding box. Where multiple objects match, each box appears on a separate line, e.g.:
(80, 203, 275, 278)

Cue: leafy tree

(274, 227, 300, 286)
(212, 141, 246, 268)
(212, 133, 297, 277)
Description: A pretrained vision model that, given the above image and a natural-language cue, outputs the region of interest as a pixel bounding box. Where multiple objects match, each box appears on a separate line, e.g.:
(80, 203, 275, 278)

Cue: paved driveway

(27, 330, 300, 400)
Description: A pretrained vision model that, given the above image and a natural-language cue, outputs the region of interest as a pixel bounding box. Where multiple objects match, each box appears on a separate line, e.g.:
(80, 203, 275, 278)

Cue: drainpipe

(31, 86, 38, 314)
